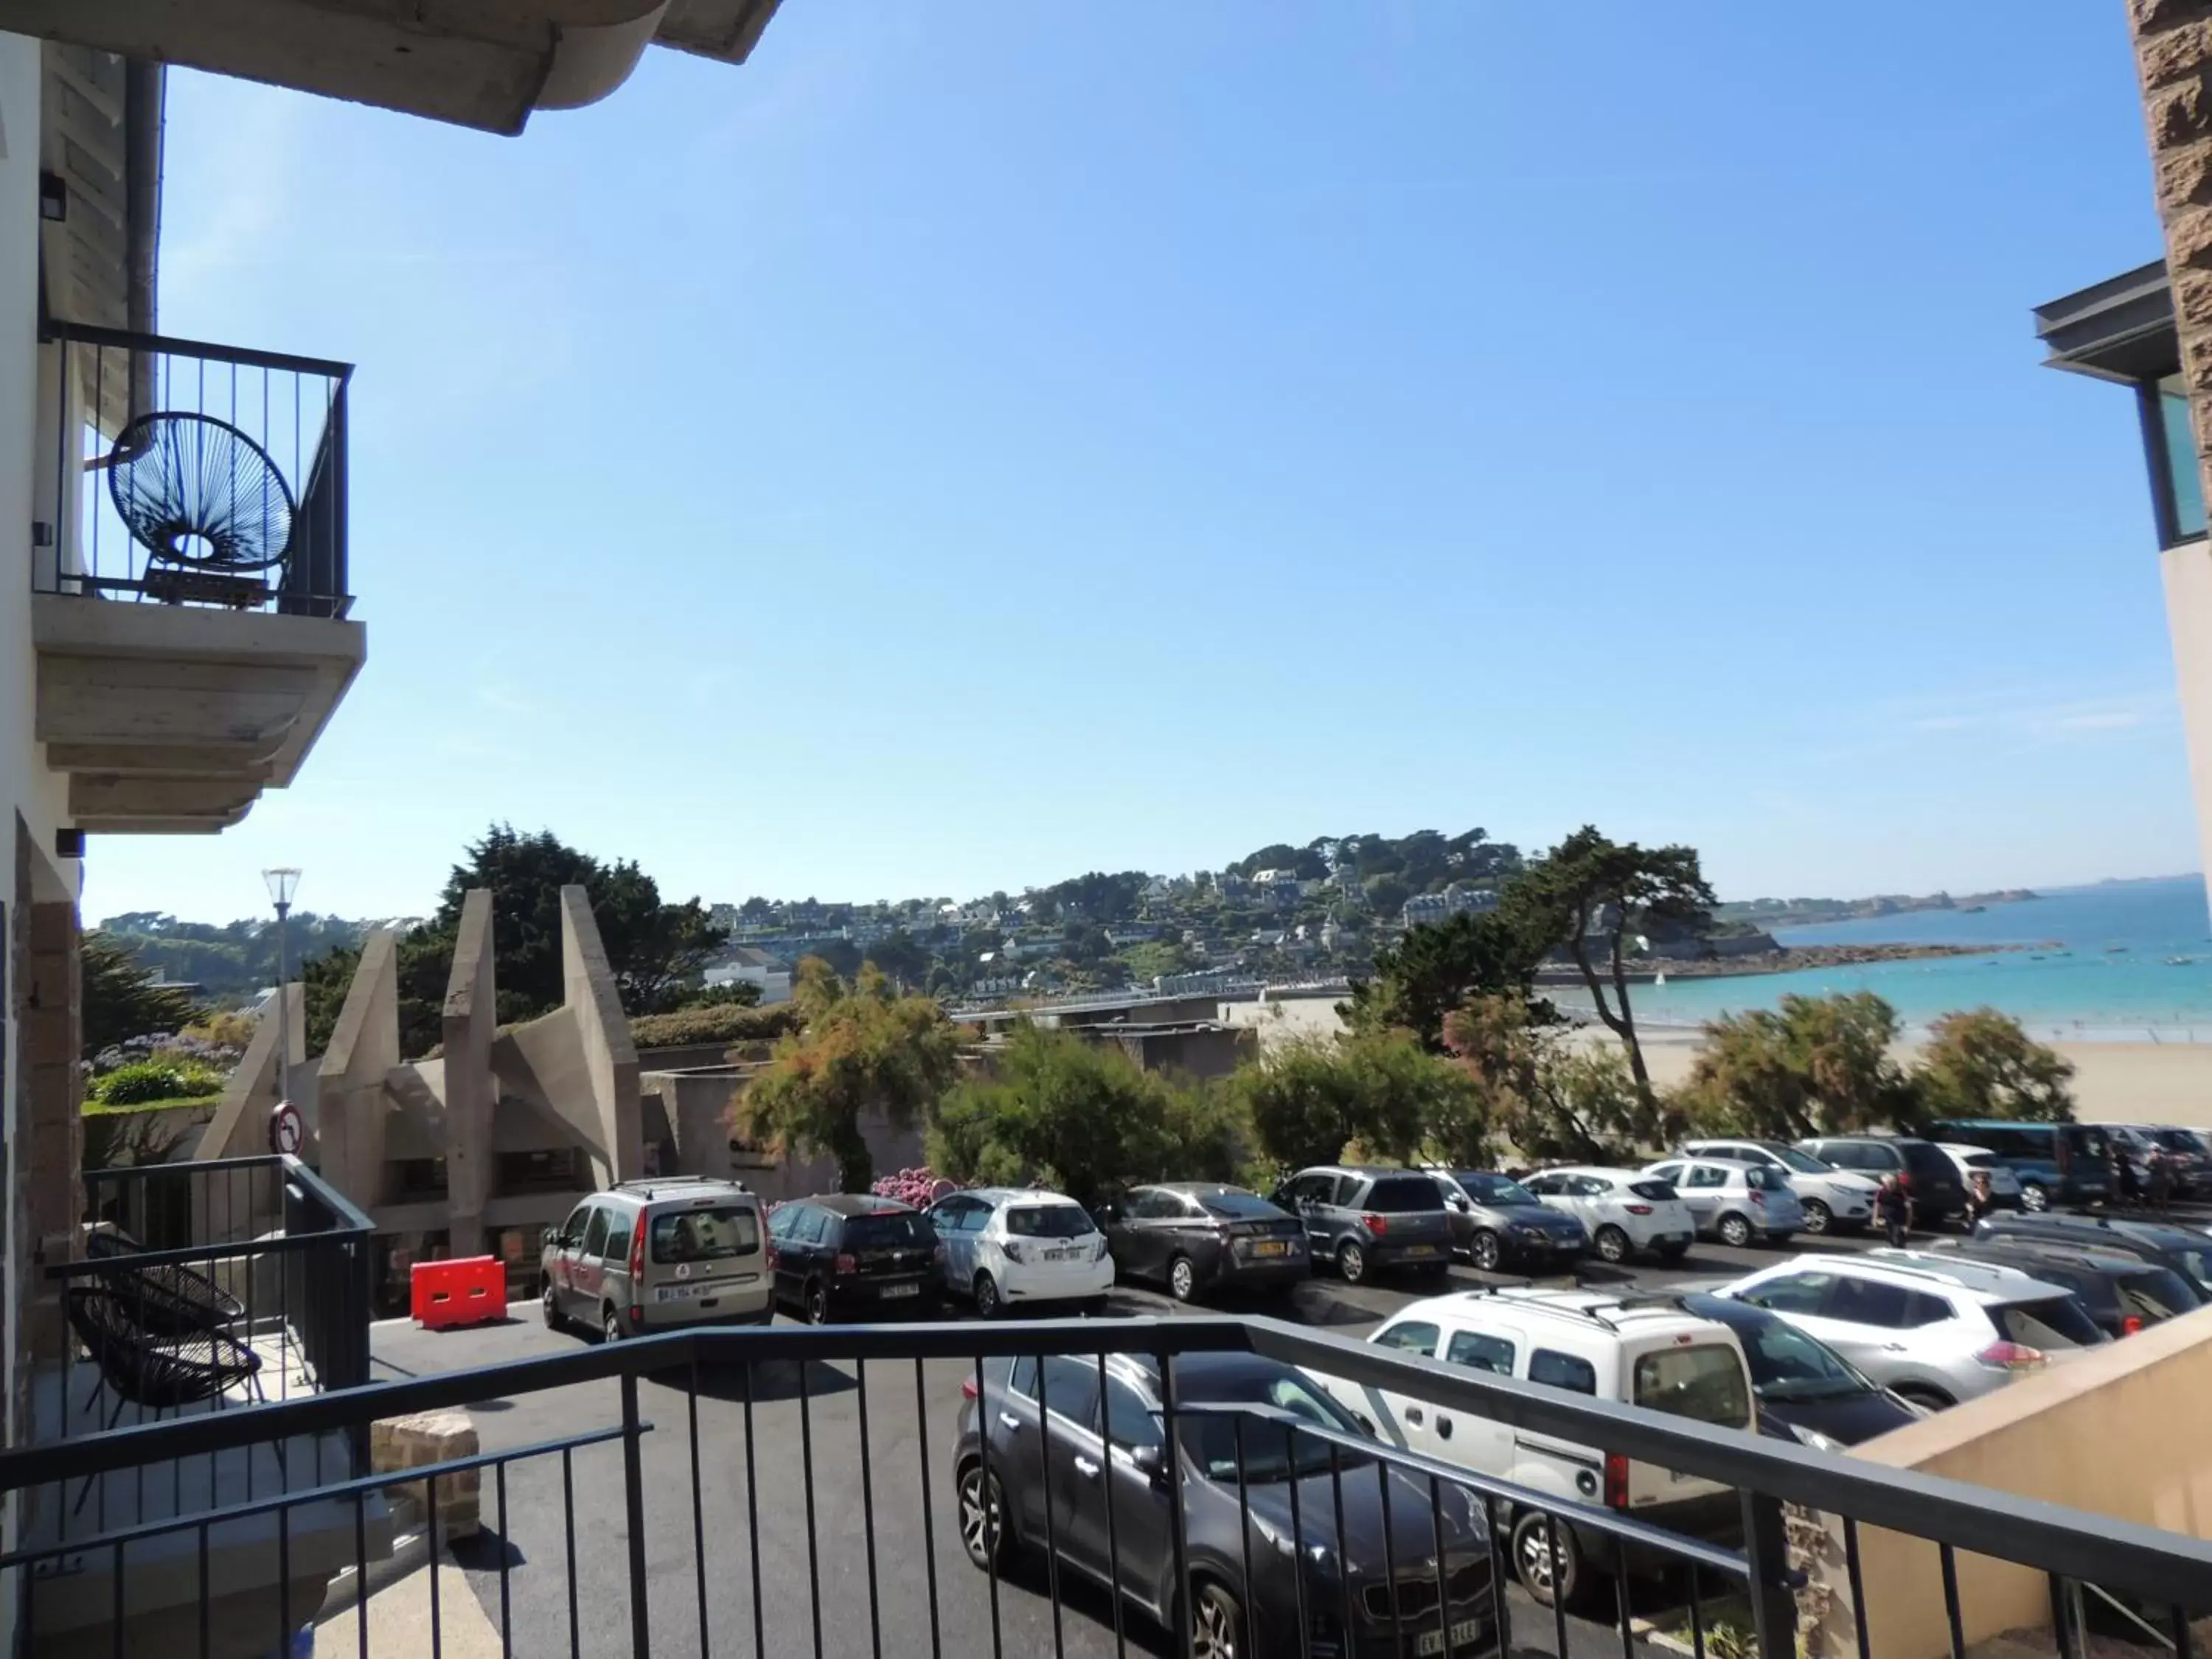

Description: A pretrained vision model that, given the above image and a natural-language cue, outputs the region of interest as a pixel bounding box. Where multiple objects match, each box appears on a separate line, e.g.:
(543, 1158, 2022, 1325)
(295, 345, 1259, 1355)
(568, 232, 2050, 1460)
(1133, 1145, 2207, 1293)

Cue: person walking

(2115, 1144, 2142, 1210)
(1962, 1169, 1995, 1234)
(1876, 1173, 1912, 1248)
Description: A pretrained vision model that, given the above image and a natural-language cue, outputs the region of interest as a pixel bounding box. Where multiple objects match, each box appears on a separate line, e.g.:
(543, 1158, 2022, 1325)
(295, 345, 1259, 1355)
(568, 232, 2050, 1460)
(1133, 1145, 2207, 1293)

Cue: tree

(1362, 874, 1411, 917)
(1680, 992, 1910, 1141)
(1234, 1030, 1486, 1172)
(1442, 995, 1657, 1163)
(928, 1023, 1237, 1207)
(1912, 1009, 2074, 1123)
(82, 931, 202, 1059)
(1343, 910, 1551, 1050)
(1498, 826, 1715, 1107)
(863, 928, 933, 988)
(738, 896, 775, 922)
(740, 961, 967, 1191)
(300, 931, 450, 1059)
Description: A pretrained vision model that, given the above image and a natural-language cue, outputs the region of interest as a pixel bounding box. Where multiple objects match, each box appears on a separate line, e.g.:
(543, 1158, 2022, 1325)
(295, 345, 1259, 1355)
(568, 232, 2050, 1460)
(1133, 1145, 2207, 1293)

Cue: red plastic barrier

(410, 1255, 507, 1329)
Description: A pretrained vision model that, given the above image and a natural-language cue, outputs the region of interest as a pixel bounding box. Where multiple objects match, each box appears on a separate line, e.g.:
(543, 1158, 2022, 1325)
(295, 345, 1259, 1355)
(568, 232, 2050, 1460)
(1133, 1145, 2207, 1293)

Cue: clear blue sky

(85, 1, 2202, 923)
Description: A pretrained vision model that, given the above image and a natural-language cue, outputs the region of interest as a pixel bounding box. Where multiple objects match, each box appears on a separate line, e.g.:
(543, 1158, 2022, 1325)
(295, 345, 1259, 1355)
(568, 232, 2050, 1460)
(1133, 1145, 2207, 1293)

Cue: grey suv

(541, 1175, 772, 1342)
(1427, 1169, 1590, 1270)
(1270, 1166, 1454, 1284)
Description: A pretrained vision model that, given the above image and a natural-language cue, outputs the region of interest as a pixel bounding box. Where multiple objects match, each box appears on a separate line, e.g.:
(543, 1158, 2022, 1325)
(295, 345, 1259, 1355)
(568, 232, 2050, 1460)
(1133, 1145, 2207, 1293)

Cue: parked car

(1640, 1156, 1804, 1248)
(1306, 1287, 1753, 1607)
(1425, 1169, 1590, 1270)
(765, 1194, 944, 1324)
(1923, 1119, 2112, 1211)
(955, 1349, 1498, 1658)
(1270, 1166, 1456, 1284)
(1935, 1145, 2024, 1207)
(1971, 1211, 2212, 1298)
(1924, 1237, 2201, 1338)
(1674, 1292, 1921, 1448)
(1517, 1166, 1695, 1265)
(1096, 1183, 1309, 1301)
(541, 1176, 773, 1342)
(1794, 1135, 1966, 1228)
(2101, 1124, 2205, 1200)
(926, 1187, 1113, 1318)
(2144, 1127, 2212, 1196)
(1716, 1251, 2107, 1411)
(1678, 1138, 1877, 1236)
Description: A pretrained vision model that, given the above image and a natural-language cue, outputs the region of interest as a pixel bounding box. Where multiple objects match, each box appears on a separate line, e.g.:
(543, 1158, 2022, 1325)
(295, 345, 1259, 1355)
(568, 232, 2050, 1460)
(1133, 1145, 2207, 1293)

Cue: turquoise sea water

(1607, 876, 2212, 1041)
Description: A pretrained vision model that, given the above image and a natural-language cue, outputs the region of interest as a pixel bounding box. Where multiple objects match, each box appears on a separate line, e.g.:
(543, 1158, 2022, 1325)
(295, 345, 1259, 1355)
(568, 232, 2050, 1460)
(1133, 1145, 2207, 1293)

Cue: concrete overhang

(32, 594, 366, 834)
(0, 0, 785, 135)
(2034, 259, 2181, 386)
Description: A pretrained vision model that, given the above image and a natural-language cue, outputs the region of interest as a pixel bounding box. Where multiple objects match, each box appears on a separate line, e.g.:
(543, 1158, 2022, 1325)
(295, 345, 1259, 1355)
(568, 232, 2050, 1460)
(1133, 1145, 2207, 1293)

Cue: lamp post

(263, 866, 302, 1107)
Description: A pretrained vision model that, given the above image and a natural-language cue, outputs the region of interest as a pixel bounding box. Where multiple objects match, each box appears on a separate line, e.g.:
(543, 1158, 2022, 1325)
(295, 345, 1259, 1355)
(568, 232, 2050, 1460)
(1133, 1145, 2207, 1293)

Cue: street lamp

(263, 867, 302, 1107)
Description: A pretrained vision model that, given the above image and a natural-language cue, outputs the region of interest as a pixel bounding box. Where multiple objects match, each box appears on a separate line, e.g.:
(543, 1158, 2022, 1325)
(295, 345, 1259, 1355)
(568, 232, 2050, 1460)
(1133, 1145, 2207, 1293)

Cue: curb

(313, 1527, 428, 1623)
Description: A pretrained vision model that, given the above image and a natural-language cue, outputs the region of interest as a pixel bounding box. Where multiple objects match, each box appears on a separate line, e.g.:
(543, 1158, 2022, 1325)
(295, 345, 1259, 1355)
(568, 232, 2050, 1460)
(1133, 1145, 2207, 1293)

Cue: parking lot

(364, 1213, 2030, 1659)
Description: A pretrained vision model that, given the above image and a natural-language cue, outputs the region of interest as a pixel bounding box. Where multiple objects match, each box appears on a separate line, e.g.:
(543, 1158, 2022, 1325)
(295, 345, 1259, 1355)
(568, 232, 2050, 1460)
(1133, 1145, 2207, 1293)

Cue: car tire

(1893, 1385, 1955, 1413)
(1801, 1200, 1833, 1235)
(2020, 1183, 2050, 1213)
(1470, 1230, 1503, 1272)
(1511, 1509, 1585, 1609)
(1718, 1213, 1753, 1249)
(957, 1462, 1015, 1571)
(602, 1304, 622, 1345)
(804, 1279, 830, 1326)
(1191, 1578, 1245, 1659)
(1593, 1225, 1630, 1265)
(541, 1281, 566, 1332)
(974, 1271, 1003, 1320)
(1168, 1256, 1197, 1303)
(1335, 1240, 1368, 1284)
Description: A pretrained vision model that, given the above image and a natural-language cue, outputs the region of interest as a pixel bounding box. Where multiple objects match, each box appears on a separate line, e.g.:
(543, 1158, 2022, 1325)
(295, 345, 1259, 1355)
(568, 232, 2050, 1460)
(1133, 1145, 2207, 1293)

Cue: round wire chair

(106, 411, 295, 573)
(84, 1226, 245, 1339)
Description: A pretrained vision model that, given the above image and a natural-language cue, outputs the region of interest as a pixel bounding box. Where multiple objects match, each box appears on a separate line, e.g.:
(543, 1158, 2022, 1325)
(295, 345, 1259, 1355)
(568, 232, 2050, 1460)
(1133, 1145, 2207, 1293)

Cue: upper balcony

(32, 321, 366, 835)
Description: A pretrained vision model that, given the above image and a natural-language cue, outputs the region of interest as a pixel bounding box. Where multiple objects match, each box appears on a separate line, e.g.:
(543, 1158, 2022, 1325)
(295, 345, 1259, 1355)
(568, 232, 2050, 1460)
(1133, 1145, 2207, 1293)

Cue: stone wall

(2132, 0, 2212, 501)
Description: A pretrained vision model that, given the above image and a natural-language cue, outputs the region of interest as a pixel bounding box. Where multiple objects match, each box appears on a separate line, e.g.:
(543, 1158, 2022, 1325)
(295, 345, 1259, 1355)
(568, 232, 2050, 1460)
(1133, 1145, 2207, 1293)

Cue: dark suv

(1971, 1211, 2212, 1300)
(1796, 1136, 1964, 1228)
(1924, 1119, 2112, 1211)
(1930, 1237, 2202, 1338)
(1270, 1166, 1455, 1284)
(766, 1194, 945, 1323)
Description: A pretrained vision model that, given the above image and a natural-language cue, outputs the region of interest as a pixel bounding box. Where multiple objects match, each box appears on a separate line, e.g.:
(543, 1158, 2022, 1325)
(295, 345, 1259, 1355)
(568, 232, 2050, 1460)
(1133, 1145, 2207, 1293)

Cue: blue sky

(85, 1, 2203, 922)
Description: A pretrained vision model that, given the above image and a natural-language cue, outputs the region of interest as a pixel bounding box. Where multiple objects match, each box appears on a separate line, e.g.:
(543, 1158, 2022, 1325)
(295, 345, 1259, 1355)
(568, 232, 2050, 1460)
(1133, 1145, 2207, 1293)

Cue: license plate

(880, 1283, 920, 1298)
(655, 1283, 711, 1303)
(1416, 1620, 1484, 1656)
(1251, 1240, 1288, 1258)
(1402, 1245, 1437, 1259)
(1044, 1248, 1077, 1262)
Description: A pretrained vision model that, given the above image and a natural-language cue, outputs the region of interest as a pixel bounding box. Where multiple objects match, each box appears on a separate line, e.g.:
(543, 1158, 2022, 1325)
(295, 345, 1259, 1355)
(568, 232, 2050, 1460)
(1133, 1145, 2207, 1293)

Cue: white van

(1306, 1287, 1756, 1608)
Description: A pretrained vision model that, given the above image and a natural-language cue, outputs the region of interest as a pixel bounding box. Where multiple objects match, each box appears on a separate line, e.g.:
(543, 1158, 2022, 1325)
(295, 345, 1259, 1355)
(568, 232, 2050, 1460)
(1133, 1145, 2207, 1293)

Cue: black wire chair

(83, 1226, 245, 1340)
(105, 411, 294, 606)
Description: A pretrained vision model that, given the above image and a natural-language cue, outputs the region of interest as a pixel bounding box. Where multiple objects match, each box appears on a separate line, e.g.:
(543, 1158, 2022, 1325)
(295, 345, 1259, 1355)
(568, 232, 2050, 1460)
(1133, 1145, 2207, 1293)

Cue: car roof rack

(609, 1175, 747, 1198)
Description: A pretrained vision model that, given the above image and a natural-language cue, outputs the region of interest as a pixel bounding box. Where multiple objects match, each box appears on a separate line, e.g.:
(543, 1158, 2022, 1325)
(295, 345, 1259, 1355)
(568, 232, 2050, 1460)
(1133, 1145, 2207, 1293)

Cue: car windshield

(2154, 1130, 2201, 1152)
(1745, 1166, 1791, 1192)
(2117, 1265, 2199, 1321)
(1775, 1147, 1834, 1175)
(1175, 1369, 1369, 1481)
(1197, 1191, 1281, 1220)
(1363, 1176, 1443, 1213)
(2067, 1126, 2111, 1161)
(1900, 1144, 1958, 1183)
(649, 1205, 760, 1264)
(1457, 1174, 1540, 1206)
(844, 1212, 933, 1250)
(1629, 1180, 1677, 1202)
(1692, 1304, 1868, 1401)
(1005, 1205, 1096, 1239)
(1632, 1346, 1752, 1428)
(1989, 1296, 2104, 1350)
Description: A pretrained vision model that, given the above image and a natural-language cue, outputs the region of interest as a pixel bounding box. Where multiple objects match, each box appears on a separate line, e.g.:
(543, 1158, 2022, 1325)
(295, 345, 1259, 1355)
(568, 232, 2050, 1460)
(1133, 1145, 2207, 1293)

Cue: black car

(1972, 1211, 2212, 1299)
(954, 1350, 1496, 1659)
(1431, 1171, 1590, 1270)
(1097, 1183, 1310, 1302)
(1796, 1135, 1965, 1226)
(1927, 1237, 2202, 1338)
(765, 1194, 944, 1323)
(1679, 1293, 1921, 1448)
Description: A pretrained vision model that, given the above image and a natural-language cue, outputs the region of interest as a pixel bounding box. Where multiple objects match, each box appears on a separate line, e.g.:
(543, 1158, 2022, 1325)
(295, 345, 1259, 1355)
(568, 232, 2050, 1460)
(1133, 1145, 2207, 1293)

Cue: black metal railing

(35, 319, 352, 618)
(0, 1316, 2206, 1659)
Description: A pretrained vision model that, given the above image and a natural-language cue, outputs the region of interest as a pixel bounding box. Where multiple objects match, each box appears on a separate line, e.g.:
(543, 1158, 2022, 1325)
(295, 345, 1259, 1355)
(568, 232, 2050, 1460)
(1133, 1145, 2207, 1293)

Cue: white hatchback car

(1679, 1138, 1879, 1236)
(1305, 1287, 1756, 1607)
(1643, 1157, 1805, 1248)
(1519, 1166, 1696, 1265)
(925, 1187, 1114, 1318)
(1938, 1144, 2024, 1204)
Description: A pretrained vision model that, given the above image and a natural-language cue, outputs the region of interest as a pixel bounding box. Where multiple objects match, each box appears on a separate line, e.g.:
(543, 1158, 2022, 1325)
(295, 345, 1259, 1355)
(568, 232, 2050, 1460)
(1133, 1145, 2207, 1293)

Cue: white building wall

(2162, 538, 2212, 928)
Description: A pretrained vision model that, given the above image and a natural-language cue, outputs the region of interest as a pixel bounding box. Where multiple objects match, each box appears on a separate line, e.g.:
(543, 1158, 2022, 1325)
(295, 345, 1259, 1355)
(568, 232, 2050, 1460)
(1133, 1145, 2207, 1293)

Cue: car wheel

(1470, 1230, 1503, 1272)
(957, 1463, 1015, 1571)
(1593, 1225, 1630, 1265)
(1801, 1200, 1833, 1235)
(2021, 1183, 2050, 1214)
(602, 1304, 622, 1345)
(541, 1281, 565, 1331)
(1511, 1510, 1584, 1609)
(1718, 1213, 1753, 1249)
(973, 1271, 1003, 1319)
(804, 1279, 830, 1326)
(1656, 1241, 1690, 1263)
(1336, 1240, 1368, 1284)
(1893, 1385, 1955, 1413)
(1191, 1579, 1245, 1659)
(1168, 1255, 1197, 1303)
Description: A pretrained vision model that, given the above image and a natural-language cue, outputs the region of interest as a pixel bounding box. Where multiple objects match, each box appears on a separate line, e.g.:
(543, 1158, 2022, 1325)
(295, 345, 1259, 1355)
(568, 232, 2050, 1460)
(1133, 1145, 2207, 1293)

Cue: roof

(1144, 1182, 1261, 1196)
(1843, 1250, 2070, 1302)
(2034, 260, 2178, 385)
(1417, 1286, 1729, 1337)
(964, 1187, 1084, 1206)
(801, 1193, 919, 1217)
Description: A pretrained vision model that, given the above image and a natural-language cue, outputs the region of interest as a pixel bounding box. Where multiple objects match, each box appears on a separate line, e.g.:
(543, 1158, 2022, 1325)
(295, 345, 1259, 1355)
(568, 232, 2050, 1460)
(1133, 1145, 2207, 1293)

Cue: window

(1745, 1166, 1790, 1193)
(1739, 1273, 1832, 1315)
(600, 1210, 635, 1262)
(1829, 1278, 1913, 1329)
(650, 1206, 760, 1264)
(559, 1204, 593, 1246)
(1686, 1165, 1727, 1189)
(1571, 1176, 1611, 1198)
(1362, 1177, 1440, 1213)
(794, 1207, 831, 1245)
(1528, 1350, 1597, 1395)
(1989, 1297, 2104, 1351)
(1005, 1205, 1096, 1239)
(1031, 1357, 1103, 1425)
(1646, 1164, 1683, 1186)
(1446, 1330, 1516, 1376)
(1456, 1174, 1540, 1206)
(1172, 1369, 1363, 1481)
(1633, 1347, 1750, 1429)
(844, 1211, 933, 1250)
(1775, 1147, 1834, 1175)
(1125, 1189, 1175, 1220)
(2158, 377, 2209, 544)
(1101, 1376, 1164, 1455)
(1629, 1179, 1679, 1202)
(580, 1208, 610, 1259)
(2118, 1267, 2198, 1322)
(1373, 1321, 1441, 1357)
(1520, 1175, 1558, 1196)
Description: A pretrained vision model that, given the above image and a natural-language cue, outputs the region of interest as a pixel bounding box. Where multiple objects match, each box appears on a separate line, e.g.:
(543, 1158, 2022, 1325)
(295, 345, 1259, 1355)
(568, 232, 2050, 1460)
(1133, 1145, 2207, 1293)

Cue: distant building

(705, 945, 793, 1005)
(1402, 884, 1499, 927)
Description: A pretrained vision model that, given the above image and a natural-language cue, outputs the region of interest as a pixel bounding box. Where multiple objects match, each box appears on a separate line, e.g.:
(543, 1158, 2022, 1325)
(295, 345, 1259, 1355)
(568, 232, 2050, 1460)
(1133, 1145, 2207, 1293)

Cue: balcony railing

(0, 1316, 2205, 1659)
(35, 320, 352, 619)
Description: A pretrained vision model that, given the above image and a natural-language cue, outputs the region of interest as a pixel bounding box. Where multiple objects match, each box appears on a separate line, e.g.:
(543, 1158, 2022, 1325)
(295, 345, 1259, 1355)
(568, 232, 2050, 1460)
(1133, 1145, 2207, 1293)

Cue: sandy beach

(1227, 994, 2212, 1129)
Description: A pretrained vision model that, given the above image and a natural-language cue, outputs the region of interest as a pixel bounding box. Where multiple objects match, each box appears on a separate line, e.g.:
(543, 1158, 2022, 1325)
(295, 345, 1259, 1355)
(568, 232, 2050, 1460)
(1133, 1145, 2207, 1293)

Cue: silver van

(541, 1176, 773, 1342)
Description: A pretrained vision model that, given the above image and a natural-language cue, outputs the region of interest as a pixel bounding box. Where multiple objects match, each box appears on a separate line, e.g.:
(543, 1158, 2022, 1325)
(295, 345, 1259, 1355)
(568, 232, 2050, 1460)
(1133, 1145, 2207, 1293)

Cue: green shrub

(91, 1060, 228, 1106)
(629, 1002, 804, 1050)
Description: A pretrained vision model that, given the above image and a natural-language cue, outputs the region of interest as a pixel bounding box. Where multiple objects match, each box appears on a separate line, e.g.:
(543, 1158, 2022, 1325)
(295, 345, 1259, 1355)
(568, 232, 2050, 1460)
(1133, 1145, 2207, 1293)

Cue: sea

(1604, 875, 2212, 1043)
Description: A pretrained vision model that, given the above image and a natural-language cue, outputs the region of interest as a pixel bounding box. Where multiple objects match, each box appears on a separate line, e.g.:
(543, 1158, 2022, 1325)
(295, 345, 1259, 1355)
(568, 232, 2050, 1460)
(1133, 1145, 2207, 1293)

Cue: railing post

(622, 1369, 651, 1658)
(1742, 1489, 1799, 1659)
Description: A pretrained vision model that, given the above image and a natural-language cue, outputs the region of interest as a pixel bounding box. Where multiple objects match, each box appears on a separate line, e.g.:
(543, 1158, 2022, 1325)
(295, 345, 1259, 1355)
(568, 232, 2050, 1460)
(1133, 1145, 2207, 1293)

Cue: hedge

(92, 1060, 229, 1107)
(629, 1003, 804, 1050)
